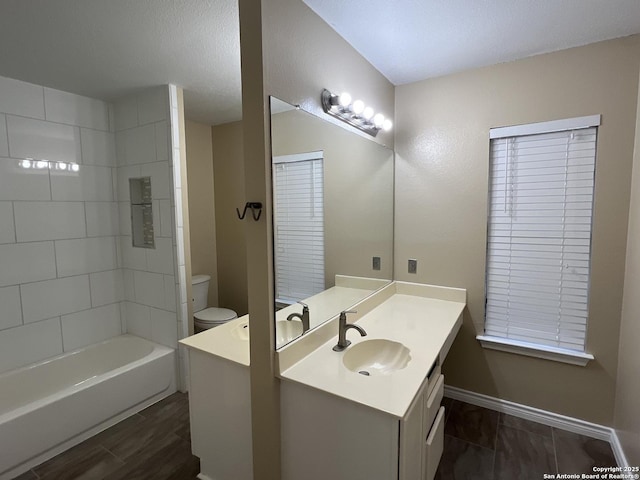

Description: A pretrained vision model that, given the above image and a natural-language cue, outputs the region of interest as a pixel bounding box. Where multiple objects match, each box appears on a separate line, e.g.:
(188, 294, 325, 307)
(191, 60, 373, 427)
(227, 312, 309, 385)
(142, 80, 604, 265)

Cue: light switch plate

(373, 256, 381, 270)
(408, 259, 417, 274)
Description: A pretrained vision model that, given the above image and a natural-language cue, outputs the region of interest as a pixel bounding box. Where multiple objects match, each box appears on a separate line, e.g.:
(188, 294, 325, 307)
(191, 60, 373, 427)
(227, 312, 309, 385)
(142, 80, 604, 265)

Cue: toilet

(191, 274, 238, 332)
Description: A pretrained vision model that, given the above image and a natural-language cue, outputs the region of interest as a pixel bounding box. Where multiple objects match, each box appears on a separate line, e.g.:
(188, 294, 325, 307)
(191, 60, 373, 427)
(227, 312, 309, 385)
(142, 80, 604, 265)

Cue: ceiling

(0, 1, 639, 125)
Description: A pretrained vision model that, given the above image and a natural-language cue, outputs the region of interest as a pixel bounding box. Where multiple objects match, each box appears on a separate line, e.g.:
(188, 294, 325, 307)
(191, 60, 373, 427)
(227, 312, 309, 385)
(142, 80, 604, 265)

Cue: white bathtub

(0, 334, 176, 480)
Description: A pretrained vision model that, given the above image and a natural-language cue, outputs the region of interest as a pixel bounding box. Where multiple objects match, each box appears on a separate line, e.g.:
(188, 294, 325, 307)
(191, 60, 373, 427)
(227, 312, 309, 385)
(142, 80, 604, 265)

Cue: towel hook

(236, 202, 263, 221)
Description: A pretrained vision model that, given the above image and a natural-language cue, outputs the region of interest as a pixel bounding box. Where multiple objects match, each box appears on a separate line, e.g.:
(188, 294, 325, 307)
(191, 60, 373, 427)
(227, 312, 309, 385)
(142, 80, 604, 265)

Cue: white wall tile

(80, 129, 116, 166)
(108, 104, 116, 133)
(158, 200, 172, 237)
(178, 302, 189, 337)
(44, 88, 110, 131)
(7, 115, 81, 163)
(0, 76, 45, 119)
(85, 202, 119, 237)
(146, 237, 175, 275)
(123, 124, 156, 165)
(155, 121, 169, 162)
(137, 88, 168, 126)
(0, 114, 8, 157)
(140, 161, 170, 199)
(164, 275, 177, 313)
(175, 191, 183, 228)
(0, 242, 56, 287)
(0, 318, 63, 374)
(119, 302, 127, 333)
(0, 158, 51, 201)
(175, 228, 185, 267)
(116, 165, 141, 201)
(55, 237, 117, 277)
(118, 202, 132, 236)
(119, 236, 147, 270)
(133, 270, 165, 308)
(61, 303, 121, 351)
(124, 301, 151, 339)
(115, 131, 126, 166)
(0, 202, 15, 244)
(21, 275, 91, 323)
(122, 268, 135, 301)
(50, 164, 113, 201)
(90, 269, 124, 307)
(0, 286, 22, 331)
(113, 96, 138, 132)
(149, 307, 177, 348)
(14, 201, 86, 242)
(178, 265, 187, 304)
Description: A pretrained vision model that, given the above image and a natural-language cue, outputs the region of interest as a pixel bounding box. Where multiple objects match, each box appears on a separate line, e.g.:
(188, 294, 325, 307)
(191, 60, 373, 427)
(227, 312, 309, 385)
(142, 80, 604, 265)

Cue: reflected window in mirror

(273, 151, 325, 308)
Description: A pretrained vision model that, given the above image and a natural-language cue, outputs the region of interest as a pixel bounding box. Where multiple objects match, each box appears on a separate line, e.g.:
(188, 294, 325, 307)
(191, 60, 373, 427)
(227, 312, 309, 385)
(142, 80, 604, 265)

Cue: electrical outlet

(372, 256, 381, 270)
(408, 259, 417, 274)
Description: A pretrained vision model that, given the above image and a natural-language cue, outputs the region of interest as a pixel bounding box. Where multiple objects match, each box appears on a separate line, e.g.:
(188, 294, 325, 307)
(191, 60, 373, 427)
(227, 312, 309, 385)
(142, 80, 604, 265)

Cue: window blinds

(485, 124, 597, 353)
(272, 155, 325, 304)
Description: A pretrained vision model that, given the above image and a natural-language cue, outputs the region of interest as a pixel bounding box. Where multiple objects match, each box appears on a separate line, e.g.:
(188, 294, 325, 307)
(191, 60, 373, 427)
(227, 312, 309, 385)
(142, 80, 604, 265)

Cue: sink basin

(342, 339, 411, 376)
(231, 320, 303, 345)
(275, 320, 303, 345)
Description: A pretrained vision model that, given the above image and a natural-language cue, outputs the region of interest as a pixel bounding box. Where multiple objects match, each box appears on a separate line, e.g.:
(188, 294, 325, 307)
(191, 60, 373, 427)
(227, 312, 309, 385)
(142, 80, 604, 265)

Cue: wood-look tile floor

(436, 397, 618, 480)
(13, 393, 617, 480)
(13, 393, 199, 480)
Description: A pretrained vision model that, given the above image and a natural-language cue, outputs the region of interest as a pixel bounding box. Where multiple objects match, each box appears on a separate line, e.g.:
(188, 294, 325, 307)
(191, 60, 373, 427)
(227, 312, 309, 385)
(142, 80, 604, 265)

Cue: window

(477, 115, 600, 366)
(272, 151, 325, 305)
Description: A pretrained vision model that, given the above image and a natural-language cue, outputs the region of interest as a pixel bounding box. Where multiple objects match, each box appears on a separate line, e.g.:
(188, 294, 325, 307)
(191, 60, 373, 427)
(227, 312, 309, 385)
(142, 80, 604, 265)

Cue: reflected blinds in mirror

(273, 152, 325, 304)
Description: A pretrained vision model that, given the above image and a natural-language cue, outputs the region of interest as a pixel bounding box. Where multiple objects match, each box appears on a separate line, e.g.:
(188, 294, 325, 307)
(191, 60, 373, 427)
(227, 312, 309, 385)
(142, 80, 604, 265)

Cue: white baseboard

(444, 385, 629, 468)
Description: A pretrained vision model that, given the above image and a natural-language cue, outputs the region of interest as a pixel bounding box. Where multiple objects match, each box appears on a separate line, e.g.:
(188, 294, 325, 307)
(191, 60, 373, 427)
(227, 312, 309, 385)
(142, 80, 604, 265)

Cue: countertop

(279, 284, 466, 418)
(179, 277, 390, 366)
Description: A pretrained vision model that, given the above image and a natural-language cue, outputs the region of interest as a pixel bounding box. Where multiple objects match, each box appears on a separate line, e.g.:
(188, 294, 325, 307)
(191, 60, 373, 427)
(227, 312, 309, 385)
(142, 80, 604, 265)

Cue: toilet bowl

(192, 274, 238, 332)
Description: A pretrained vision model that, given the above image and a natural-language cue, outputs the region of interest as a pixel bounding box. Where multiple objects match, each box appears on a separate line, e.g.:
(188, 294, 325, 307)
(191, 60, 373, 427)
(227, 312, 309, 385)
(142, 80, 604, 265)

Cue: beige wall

(185, 120, 219, 308)
(211, 121, 249, 316)
(271, 109, 394, 285)
(395, 36, 640, 425)
(614, 66, 640, 465)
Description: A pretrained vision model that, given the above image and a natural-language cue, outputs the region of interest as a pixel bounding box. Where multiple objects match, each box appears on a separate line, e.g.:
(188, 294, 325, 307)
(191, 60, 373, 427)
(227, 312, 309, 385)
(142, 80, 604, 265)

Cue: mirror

(270, 96, 394, 348)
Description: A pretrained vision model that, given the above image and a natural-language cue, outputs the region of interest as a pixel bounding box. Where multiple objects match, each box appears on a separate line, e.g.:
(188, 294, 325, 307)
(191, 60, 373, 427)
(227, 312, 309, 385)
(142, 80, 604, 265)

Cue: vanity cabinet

(281, 361, 446, 480)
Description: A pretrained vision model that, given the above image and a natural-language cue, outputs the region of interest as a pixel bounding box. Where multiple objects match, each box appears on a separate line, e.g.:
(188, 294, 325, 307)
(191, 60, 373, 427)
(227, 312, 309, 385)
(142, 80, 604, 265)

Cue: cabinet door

(399, 384, 426, 480)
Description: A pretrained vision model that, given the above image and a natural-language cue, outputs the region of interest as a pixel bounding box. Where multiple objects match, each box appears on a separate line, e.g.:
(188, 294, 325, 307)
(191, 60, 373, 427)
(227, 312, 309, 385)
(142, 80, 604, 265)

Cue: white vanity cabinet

(281, 362, 446, 480)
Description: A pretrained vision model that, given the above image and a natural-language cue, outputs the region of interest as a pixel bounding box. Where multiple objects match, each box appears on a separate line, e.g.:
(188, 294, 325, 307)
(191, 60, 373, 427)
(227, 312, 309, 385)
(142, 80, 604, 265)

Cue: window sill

(476, 335, 594, 366)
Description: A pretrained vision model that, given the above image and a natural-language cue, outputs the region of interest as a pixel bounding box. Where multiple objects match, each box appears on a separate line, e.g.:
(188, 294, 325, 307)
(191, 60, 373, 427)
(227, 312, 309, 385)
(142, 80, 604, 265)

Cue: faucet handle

(297, 301, 309, 311)
(339, 310, 357, 320)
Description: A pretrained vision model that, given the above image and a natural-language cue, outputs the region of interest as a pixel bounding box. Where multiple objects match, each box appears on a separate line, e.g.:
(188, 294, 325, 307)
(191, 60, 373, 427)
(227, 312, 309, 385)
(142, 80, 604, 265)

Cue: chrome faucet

(287, 301, 310, 333)
(332, 310, 367, 351)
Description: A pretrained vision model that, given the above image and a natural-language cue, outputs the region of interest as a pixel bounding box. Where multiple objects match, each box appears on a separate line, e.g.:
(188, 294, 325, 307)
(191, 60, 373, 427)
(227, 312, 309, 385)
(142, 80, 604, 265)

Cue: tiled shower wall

(0, 77, 188, 382)
(114, 87, 181, 350)
(0, 75, 122, 374)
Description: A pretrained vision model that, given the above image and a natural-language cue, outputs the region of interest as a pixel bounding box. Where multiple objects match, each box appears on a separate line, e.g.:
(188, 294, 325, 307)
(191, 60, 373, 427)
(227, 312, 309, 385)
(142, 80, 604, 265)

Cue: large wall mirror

(270, 96, 394, 349)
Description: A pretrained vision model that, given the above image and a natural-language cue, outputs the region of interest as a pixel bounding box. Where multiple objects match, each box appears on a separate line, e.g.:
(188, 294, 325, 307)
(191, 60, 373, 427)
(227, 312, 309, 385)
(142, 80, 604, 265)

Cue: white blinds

(273, 155, 325, 304)
(485, 126, 597, 352)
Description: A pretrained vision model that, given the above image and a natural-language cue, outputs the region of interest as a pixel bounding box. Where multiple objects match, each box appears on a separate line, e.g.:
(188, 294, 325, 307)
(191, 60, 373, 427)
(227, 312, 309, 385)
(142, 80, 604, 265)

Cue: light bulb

(71, 163, 80, 172)
(382, 119, 393, 131)
(36, 160, 48, 169)
(58, 162, 67, 170)
(363, 107, 374, 120)
(373, 113, 385, 128)
(338, 92, 352, 108)
(20, 159, 31, 169)
(352, 100, 365, 115)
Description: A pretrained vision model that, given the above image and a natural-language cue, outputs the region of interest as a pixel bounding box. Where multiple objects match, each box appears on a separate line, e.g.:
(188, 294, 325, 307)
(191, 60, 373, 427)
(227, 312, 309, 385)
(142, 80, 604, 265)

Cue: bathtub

(0, 334, 176, 480)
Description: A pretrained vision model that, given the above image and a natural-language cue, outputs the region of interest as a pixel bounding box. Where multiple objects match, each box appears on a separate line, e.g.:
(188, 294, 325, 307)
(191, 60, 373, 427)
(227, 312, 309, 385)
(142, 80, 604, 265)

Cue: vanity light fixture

(321, 89, 392, 137)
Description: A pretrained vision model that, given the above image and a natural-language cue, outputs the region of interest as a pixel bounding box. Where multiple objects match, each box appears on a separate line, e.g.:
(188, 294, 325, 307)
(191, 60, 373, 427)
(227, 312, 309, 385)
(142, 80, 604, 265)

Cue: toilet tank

(191, 274, 211, 313)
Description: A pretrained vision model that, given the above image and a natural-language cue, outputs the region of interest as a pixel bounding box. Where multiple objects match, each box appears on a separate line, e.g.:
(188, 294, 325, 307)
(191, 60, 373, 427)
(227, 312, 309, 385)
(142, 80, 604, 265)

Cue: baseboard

(444, 385, 629, 468)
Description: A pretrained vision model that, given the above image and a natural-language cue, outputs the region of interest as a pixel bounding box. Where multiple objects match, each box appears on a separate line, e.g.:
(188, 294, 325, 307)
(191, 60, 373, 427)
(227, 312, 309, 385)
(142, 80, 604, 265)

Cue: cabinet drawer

(423, 374, 444, 434)
(425, 362, 441, 398)
(423, 406, 445, 480)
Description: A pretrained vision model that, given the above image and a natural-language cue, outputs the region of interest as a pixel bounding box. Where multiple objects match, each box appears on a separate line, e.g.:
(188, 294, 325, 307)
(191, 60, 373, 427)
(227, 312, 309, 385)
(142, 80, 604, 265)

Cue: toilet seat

(194, 307, 238, 328)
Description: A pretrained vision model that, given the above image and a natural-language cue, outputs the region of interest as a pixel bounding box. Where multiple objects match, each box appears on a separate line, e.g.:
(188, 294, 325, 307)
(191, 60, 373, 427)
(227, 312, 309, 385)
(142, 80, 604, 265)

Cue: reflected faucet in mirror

(286, 301, 310, 334)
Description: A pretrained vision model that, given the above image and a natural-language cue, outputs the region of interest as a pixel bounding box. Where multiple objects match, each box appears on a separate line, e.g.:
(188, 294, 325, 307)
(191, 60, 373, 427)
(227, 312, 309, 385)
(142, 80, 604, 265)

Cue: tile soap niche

(130, 177, 155, 249)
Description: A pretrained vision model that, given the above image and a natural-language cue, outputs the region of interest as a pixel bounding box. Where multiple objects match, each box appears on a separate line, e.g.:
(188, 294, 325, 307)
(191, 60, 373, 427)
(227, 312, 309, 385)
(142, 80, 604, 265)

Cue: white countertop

(279, 286, 465, 418)
(179, 277, 390, 365)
